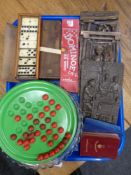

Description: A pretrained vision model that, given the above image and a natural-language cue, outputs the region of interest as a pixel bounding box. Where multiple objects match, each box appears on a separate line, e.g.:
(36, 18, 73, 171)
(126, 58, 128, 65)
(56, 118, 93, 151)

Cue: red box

(60, 19, 79, 92)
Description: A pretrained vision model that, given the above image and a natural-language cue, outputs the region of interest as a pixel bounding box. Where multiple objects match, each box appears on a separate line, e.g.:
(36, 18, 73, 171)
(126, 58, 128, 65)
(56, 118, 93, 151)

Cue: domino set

(15, 15, 41, 79)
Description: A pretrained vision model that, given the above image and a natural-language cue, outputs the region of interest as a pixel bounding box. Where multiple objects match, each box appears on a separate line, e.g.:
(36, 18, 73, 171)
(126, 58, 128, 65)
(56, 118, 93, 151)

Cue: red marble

(23, 132, 29, 139)
(49, 150, 55, 157)
(45, 117, 51, 123)
(35, 130, 41, 136)
(44, 153, 49, 159)
(39, 112, 45, 118)
(40, 124, 46, 130)
(26, 114, 33, 120)
(42, 94, 49, 100)
(15, 115, 21, 122)
(53, 134, 59, 140)
(46, 129, 52, 135)
(24, 144, 30, 151)
(59, 143, 65, 149)
(55, 104, 61, 110)
(54, 147, 60, 154)
(58, 127, 64, 133)
(51, 122, 57, 128)
(37, 154, 44, 161)
(28, 125, 34, 132)
(17, 139, 23, 146)
(48, 140, 54, 147)
(49, 99, 55, 105)
(41, 135, 47, 142)
(10, 134, 17, 140)
(44, 106, 50, 112)
(65, 132, 71, 139)
(30, 138, 36, 144)
(23, 139, 30, 146)
(50, 111, 56, 117)
(33, 119, 40, 125)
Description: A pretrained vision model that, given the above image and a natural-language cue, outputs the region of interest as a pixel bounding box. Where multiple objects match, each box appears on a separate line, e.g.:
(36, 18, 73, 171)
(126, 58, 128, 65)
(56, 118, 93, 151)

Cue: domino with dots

(18, 58, 36, 66)
(19, 49, 36, 57)
(18, 66, 36, 76)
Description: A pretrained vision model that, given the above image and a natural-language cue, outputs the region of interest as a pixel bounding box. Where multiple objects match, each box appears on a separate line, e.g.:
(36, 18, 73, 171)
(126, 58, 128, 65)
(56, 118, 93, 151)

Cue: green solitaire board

(0, 81, 78, 165)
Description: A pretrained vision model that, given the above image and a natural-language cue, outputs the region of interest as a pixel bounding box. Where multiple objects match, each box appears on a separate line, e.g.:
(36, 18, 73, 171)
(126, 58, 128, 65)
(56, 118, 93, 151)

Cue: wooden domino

(15, 14, 41, 79)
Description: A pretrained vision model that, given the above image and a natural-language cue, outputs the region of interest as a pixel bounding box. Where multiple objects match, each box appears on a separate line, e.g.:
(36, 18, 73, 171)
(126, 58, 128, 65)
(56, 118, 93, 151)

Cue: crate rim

(5, 14, 125, 162)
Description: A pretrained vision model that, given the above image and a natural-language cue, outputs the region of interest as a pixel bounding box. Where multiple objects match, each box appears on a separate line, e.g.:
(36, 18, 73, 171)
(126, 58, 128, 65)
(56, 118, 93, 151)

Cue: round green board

(0, 81, 78, 164)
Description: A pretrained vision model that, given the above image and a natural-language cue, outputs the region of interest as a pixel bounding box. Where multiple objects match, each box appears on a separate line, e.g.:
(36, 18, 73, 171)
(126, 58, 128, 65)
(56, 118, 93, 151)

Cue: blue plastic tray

(6, 15, 125, 162)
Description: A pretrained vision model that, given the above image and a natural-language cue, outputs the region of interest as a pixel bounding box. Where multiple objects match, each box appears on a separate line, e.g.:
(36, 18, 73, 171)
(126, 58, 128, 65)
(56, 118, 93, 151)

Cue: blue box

(6, 15, 125, 162)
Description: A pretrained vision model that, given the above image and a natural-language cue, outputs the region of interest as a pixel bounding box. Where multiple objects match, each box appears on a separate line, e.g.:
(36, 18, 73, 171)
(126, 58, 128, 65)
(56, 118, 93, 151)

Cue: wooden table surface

(0, 0, 130, 174)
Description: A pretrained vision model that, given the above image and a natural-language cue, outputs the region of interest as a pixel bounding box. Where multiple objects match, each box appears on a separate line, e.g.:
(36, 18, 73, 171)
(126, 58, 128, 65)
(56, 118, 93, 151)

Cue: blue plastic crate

(6, 15, 125, 162)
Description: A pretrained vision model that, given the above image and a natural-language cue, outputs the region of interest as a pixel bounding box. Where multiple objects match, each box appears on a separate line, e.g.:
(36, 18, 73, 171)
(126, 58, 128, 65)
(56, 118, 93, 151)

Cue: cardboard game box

(60, 19, 79, 93)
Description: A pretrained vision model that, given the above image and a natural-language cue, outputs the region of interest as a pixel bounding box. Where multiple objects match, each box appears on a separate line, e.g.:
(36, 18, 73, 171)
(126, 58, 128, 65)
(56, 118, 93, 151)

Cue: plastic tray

(6, 15, 125, 162)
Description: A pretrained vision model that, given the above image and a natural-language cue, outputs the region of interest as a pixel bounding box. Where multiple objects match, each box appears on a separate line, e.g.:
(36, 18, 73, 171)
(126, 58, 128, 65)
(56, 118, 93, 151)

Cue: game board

(0, 81, 80, 166)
